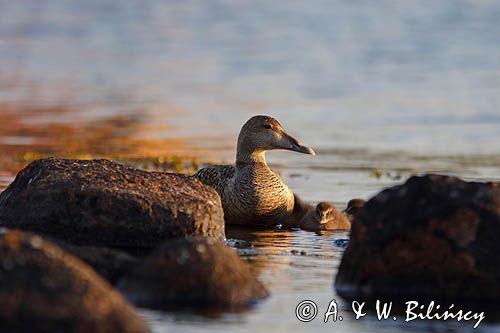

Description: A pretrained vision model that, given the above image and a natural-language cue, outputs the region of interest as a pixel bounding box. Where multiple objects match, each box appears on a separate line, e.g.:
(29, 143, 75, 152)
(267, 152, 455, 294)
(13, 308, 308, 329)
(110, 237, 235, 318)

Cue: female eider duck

(194, 115, 315, 226)
(299, 202, 351, 232)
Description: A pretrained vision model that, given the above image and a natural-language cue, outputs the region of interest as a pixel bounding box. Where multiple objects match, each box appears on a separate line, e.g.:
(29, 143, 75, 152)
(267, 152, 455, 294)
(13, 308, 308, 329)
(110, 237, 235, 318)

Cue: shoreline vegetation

(0, 102, 420, 192)
(2, 102, 499, 197)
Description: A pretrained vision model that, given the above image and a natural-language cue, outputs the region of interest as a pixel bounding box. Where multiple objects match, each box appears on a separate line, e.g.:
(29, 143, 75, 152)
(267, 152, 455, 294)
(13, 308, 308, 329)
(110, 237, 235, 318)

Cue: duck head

(236, 115, 315, 163)
(315, 202, 335, 224)
(344, 198, 366, 215)
(344, 198, 366, 221)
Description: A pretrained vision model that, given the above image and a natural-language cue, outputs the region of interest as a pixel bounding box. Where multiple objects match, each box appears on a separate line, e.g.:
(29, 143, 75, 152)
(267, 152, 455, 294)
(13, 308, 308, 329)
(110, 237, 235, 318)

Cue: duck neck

(235, 131, 271, 170)
(236, 148, 268, 169)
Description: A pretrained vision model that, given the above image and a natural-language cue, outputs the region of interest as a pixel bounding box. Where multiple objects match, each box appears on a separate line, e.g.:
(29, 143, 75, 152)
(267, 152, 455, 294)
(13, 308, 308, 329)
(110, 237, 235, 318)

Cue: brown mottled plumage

(195, 115, 315, 226)
(299, 202, 351, 232)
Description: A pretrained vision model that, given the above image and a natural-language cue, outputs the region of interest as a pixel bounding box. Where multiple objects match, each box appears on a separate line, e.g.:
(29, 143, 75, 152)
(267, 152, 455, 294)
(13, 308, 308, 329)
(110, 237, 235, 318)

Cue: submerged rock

(0, 229, 148, 333)
(118, 238, 269, 309)
(332, 238, 349, 249)
(335, 174, 500, 301)
(0, 158, 225, 247)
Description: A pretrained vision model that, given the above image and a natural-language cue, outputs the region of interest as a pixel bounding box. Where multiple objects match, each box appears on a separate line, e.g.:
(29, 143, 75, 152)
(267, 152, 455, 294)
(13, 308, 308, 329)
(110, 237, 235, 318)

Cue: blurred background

(1, 1, 500, 332)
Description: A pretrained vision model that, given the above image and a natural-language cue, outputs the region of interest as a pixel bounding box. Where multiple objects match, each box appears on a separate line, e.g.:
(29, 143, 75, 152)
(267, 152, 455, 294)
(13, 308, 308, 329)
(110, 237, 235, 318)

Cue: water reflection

(141, 226, 500, 333)
(0, 103, 202, 184)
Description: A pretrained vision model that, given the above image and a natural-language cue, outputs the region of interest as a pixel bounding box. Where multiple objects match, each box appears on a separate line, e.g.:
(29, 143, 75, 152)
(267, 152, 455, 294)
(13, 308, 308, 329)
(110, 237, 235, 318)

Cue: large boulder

(118, 238, 269, 309)
(0, 158, 225, 247)
(335, 174, 500, 301)
(0, 229, 149, 333)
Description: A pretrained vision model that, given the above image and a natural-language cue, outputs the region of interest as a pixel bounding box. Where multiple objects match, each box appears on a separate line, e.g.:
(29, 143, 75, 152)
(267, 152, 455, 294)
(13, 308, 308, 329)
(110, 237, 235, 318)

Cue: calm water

(1, 1, 500, 332)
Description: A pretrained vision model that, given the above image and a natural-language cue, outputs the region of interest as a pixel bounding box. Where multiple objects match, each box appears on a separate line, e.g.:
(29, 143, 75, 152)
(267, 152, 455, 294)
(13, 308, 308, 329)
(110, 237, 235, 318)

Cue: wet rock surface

(335, 174, 500, 301)
(0, 158, 225, 247)
(118, 238, 269, 309)
(0, 229, 149, 333)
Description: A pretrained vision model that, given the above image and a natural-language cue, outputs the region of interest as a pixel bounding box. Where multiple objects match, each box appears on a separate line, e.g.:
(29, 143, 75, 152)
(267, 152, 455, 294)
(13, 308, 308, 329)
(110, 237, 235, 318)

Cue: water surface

(0, 1, 499, 332)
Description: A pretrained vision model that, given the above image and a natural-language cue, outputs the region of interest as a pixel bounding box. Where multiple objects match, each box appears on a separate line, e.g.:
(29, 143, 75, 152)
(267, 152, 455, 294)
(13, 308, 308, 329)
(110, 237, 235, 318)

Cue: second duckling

(343, 198, 366, 222)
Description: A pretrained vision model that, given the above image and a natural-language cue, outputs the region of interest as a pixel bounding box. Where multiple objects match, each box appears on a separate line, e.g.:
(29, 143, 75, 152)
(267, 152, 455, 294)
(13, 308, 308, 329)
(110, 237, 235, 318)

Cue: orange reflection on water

(0, 103, 203, 188)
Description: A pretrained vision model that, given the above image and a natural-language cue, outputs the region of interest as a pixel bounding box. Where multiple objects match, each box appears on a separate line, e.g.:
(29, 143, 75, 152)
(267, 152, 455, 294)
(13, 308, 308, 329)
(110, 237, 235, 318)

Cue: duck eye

(264, 124, 272, 129)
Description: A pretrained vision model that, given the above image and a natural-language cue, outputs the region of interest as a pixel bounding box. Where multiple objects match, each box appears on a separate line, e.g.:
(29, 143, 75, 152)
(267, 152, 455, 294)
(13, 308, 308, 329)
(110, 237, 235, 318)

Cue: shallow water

(0, 1, 500, 332)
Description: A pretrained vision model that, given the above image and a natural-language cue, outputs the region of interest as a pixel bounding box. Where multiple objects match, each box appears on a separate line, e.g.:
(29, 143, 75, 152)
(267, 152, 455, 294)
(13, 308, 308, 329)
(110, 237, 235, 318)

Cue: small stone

(119, 238, 269, 309)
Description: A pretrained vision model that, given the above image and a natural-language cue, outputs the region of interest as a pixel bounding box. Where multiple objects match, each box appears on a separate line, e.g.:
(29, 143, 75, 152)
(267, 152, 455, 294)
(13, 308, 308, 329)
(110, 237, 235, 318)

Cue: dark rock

(59, 242, 139, 284)
(335, 174, 500, 301)
(0, 229, 149, 333)
(118, 238, 269, 309)
(0, 158, 225, 247)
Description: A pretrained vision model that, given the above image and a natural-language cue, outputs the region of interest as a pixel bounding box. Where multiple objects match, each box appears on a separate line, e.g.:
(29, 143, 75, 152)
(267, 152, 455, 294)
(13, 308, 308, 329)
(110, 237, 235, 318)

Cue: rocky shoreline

(0, 158, 270, 332)
(1, 158, 499, 331)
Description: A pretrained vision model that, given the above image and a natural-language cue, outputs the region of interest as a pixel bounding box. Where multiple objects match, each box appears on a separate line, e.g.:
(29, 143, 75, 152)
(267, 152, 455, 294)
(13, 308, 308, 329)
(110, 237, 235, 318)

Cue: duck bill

(282, 131, 316, 156)
(319, 212, 329, 224)
(343, 207, 353, 214)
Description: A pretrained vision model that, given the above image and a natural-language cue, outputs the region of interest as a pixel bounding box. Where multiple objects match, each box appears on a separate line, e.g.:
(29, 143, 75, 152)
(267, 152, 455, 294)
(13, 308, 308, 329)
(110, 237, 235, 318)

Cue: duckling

(299, 202, 351, 232)
(343, 198, 366, 222)
(194, 115, 315, 226)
